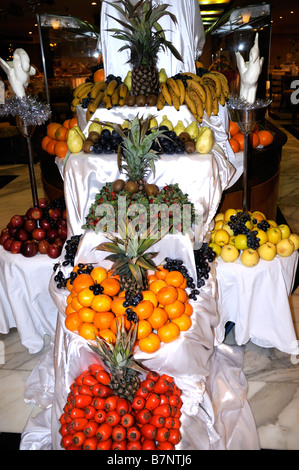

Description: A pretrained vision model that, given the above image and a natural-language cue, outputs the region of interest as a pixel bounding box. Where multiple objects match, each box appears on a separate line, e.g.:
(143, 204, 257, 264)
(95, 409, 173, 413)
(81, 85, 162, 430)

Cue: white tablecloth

(214, 251, 299, 355)
(0, 246, 58, 354)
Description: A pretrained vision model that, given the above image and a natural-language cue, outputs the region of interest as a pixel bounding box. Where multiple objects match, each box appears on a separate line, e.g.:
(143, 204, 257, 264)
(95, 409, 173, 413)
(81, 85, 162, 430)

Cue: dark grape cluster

(82, 96, 91, 109)
(163, 257, 199, 301)
(106, 74, 122, 85)
(195, 67, 210, 77)
(54, 261, 94, 289)
(228, 211, 260, 249)
(123, 291, 143, 323)
(89, 283, 104, 295)
(194, 243, 216, 290)
(172, 73, 192, 89)
(93, 129, 123, 154)
(62, 234, 82, 267)
(257, 219, 271, 232)
(152, 127, 185, 155)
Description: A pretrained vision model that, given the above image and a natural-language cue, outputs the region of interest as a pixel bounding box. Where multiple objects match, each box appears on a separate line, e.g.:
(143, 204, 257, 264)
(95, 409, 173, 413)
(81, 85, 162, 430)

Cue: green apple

(278, 224, 291, 239)
(289, 233, 299, 251)
(224, 208, 237, 222)
(255, 229, 268, 246)
(257, 241, 277, 261)
(240, 248, 260, 267)
(276, 238, 294, 257)
(220, 244, 239, 262)
(234, 233, 248, 250)
(267, 227, 282, 244)
(209, 242, 221, 258)
(214, 229, 230, 246)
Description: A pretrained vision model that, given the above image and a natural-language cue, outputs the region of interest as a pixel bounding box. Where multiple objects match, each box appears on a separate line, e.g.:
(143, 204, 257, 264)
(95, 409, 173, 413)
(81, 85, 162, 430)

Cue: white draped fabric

(100, 0, 205, 79)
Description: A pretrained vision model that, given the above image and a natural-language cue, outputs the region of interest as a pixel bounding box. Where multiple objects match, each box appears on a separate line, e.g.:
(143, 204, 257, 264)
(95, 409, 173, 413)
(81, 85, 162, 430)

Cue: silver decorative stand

(227, 97, 271, 213)
(16, 116, 38, 207)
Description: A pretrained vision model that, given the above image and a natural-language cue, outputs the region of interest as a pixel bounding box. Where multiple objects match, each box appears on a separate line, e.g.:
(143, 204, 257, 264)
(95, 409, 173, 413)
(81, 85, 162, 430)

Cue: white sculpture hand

(0, 48, 36, 98)
(236, 34, 264, 103)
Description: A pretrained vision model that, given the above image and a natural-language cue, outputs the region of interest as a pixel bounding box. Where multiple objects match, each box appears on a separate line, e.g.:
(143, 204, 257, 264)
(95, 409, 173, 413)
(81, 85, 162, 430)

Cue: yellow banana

(111, 86, 120, 106)
(119, 98, 127, 107)
(118, 83, 129, 100)
(203, 73, 222, 98)
(156, 92, 166, 111)
(71, 97, 81, 107)
(184, 90, 197, 117)
(166, 78, 180, 97)
(103, 95, 113, 109)
(203, 84, 213, 117)
(76, 82, 93, 99)
(73, 81, 91, 97)
(90, 81, 107, 99)
(160, 82, 172, 106)
(182, 72, 204, 85)
(187, 89, 204, 121)
(176, 79, 185, 105)
(169, 87, 180, 111)
(218, 90, 226, 106)
(86, 90, 105, 120)
(186, 79, 206, 104)
(105, 79, 118, 97)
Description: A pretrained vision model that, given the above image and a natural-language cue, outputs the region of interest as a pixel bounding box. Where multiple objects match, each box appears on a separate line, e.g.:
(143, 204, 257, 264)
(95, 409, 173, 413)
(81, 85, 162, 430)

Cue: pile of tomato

(59, 363, 183, 450)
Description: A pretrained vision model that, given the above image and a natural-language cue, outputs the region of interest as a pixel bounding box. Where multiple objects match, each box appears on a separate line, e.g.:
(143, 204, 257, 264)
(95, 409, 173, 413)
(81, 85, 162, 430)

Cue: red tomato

(127, 440, 142, 450)
(84, 405, 96, 420)
(83, 436, 98, 450)
(135, 409, 152, 424)
(159, 394, 169, 405)
(135, 386, 149, 399)
(150, 414, 165, 428)
(131, 396, 146, 411)
(153, 378, 172, 394)
(68, 408, 85, 419)
(96, 422, 113, 441)
(61, 434, 73, 449)
(112, 439, 127, 450)
(139, 379, 156, 391)
(104, 395, 119, 411)
(169, 394, 181, 407)
(142, 439, 157, 450)
(116, 397, 130, 416)
(82, 374, 99, 387)
(141, 423, 157, 440)
(112, 424, 126, 442)
(92, 397, 105, 409)
(145, 393, 161, 410)
(153, 404, 171, 417)
(164, 417, 175, 429)
(146, 371, 159, 382)
(70, 417, 88, 432)
(121, 413, 135, 428)
(97, 438, 112, 450)
(168, 428, 181, 445)
(94, 409, 107, 424)
(91, 383, 113, 398)
(127, 426, 141, 442)
(73, 394, 93, 409)
(156, 427, 170, 442)
(83, 420, 99, 437)
(96, 370, 111, 385)
(157, 441, 175, 450)
(106, 410, 121, 426)
(59, 423, 69, 437)
(88, 363, 105, 376)
(72, 431, 86, 447)
(78, 385, 93, 396)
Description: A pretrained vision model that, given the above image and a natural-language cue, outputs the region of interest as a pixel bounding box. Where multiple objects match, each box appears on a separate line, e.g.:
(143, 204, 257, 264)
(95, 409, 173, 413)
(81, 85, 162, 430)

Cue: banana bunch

(85, 80, 129, 121)
(157, 71, 230, 122)
(71, 81, 94, 113)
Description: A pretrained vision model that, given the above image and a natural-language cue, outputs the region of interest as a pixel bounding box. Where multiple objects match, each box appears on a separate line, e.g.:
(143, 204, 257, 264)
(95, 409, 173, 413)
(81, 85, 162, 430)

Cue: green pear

(158, 68, 167, 83)
(88, 118, 102, 135)
(67, 128, 85, 153)
(196, 127, 214, 154)
(149, 115, 158, 130)
(124, 71, 132, 91)
(186, 121, 199, 140)
(173, 120, 185, 136)
(72, 125, 86, 142)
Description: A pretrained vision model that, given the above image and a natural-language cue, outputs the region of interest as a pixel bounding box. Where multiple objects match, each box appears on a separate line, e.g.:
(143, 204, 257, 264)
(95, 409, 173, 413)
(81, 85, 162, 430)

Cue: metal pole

(36, 13, 51, 108)
(243, 132, 250, 213)
(26, 135, 39, 207)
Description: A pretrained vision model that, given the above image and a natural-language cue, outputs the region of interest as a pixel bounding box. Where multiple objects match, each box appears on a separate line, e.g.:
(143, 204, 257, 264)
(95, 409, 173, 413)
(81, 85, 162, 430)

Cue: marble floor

(0, 114, 299, 450)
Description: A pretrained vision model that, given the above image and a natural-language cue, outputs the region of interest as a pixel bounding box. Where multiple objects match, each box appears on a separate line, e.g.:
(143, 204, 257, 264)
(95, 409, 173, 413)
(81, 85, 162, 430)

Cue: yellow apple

(220, 244, 239, 262)
(255, 229, 268, 246)
(224, 208, 237, 222)
(210, 230, 216, 242)
(222, 221, 235, 237)
(234, 233, 248, 250)
(245, 219, 253, 230)
(214, 213, 224, 222)
(257, 241, 277, 261)
(278, 224, 291, 239)
(276, 238, 294, 257)
(209, 242, 221, 258)
(240, 248, 260, 267)
(214, 229, 230, 246)
(214, 220, 224, 230)
(251, 210, 266, 222)
(289, 233, 299, 251)
(267, 227, 282, 244)
(267, 219, 278, 228)
(229, 235, 236, 245)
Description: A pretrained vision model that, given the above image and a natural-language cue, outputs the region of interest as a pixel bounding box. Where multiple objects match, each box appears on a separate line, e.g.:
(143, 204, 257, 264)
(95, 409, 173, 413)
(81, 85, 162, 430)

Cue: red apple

(10, 215, 24, 228)
(53, 237, 64, 248)
(47, 242, 62, 259)
(24, 218, 37, 233)
(38, 198, 49, 209)
(15, 228, 30, 241)
(32, 227, 46, 241)
(38, 239, 50, 254)
(57, 225, 67, 240)
(3, 238, 13, 251)
(40, 218, 52, 230)
(21, 240, 38, 257)
(0, 230, 10, 245)
(27, 207, 44, 220)
(10, 240, 23, 254)
(46, 227, 58, 241)
(8, 223, 18, 238)
(48, 208, 62, 220)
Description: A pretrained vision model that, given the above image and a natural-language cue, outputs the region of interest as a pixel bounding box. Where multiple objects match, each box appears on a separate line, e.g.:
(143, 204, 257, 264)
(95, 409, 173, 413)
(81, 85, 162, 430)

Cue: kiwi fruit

(126, 95, 136, 106)
(125, 180, 139, 194)
(112, 179, 126, 192)
(145, 183, 159, 197)
(88, 131, 100, 142)
(179, 132, 191, 143)
(146, 95, 158, 107)
(184, 140, 195, 154)
(83, 140, 94, 153)
(136, 95, 146, 107)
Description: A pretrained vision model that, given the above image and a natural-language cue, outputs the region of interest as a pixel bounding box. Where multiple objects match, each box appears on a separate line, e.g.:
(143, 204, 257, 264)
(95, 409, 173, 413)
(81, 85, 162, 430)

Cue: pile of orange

(64, 264, 193, 354)
(41, 117, 78, 159)
(228, 120, 274, 154)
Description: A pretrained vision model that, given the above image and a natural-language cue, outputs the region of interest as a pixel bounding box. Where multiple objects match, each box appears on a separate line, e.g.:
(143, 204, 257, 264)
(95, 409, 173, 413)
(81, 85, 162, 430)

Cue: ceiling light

(201, 10, 223, 16)
(198, 0, 230, 4)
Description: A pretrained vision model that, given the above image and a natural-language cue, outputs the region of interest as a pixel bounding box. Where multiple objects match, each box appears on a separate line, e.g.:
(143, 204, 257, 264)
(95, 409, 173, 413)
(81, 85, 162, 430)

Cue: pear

(124, 71, 132, 92)
(158, 68, 167, 83)
(149, 115, 158, 131)
(67, 128, 85, 153)
(186, 121, 199, 140)
(196, 127, 214, 154)
(173, 120, 185, 137)
(122, 119, 131, 130)
(72, 125, 86, 143)
(88, 118, 102, 135)
(160, 115, 173, 131)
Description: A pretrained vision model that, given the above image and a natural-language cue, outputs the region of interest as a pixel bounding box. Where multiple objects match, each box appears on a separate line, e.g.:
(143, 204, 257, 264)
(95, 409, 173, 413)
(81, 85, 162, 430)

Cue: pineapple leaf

(96, 242, 124, 254)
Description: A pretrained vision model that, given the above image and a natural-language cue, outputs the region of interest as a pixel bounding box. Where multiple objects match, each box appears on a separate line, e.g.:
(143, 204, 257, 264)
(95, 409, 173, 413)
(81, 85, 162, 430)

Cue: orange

(157, 322, 180, 343)
(184, 302, 193, 317)
(71, 295, 84, 312)
(148, 307, 168, 329)
(155, 266, 169, 280)
(176, 287, 188, 303)
(41, 135, 52, 151)
(78, 322, 99, 340)
(156, 286, 178, 306)
(134, 300, 154, 320)
(110, 296, 127, 316)
(250, 132, 260, 149)
(54, 141, 69, 159)
(78, 307, 95, 323)
(257, 130, 273, 146)
(149, 279, 167, 294)
(229, 138, 240, 154)
(147, 274, 158, 284)
(164, 300, 185, 319)
(100, 277, 121, 297)
(138, 332, 160, 353)
(99, 329, 116, 344)
(93, 69, 105, 83)
(69, 117, 78, 128)
(94, 311, 115, 330)
(63, 119, 71, 129)
(46, 139, 59, 155)
(233, 132, 244, 151)
(72, 273, 94, 293)
(229, 120, 240, 137)
(66, 293, 72, 305)
(47, 122, 62, 139)
(137, 320, 152, 340)
(165, 270, 184, 287)
(142, 290, 158, 307)
(55, 125, 69, 141)
(71, 288, 77, 298)
(180, 277, 187, 289)
(90, 266, 108, 284)
(91, 294, 112, 313)
(65, 303, 76, 316)
(171, 313, 192, 331)
(66, 279, 73, 292)
(76, 286, 95, 307)
(110, 315, 131, 334)
(118, 290, 126, 298)
(65, 312, 82, 332)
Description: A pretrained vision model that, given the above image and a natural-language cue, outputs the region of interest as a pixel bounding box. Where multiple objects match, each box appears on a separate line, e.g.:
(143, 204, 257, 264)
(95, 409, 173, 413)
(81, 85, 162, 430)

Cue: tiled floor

(0, 111, 298, 449)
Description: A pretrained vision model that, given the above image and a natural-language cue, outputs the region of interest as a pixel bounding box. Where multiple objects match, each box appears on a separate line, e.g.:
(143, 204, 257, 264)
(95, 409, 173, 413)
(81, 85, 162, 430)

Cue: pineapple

(103, 0, 183, 96)
(90, 320, 144, 401)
